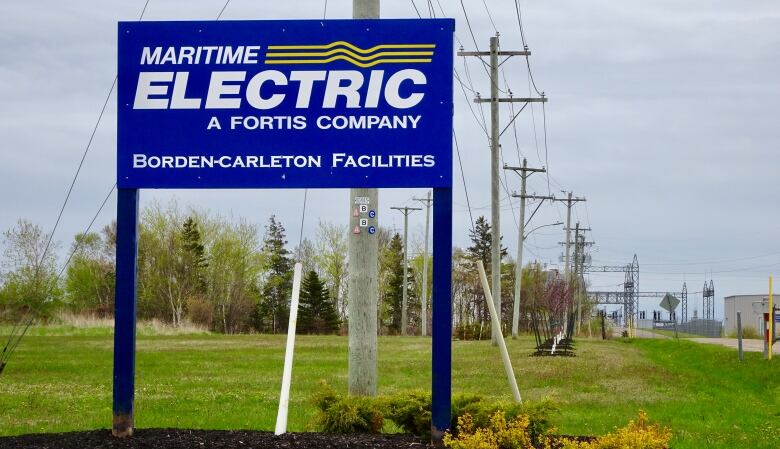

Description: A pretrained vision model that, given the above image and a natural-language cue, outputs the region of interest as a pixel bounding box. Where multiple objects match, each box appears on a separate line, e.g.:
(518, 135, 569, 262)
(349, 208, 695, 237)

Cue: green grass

(1, 331, 778, 448)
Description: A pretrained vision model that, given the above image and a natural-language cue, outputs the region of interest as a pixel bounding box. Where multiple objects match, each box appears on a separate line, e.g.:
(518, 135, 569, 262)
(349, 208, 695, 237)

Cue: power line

(453, 130, 475, 233)
(216, 0, 232, 20)
(57, 183, 117, 279)
(410, 0, 422, 18)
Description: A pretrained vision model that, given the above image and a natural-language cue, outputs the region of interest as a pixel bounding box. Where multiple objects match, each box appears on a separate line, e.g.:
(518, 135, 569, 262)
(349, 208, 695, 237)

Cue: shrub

(312, 380, 384, 434)
(385, 391, 432, 439)
(312, 381, 556, 442)
(452, 394, 557, 445)
(560, 411, 671, 449)
(444, 411, 535, 449)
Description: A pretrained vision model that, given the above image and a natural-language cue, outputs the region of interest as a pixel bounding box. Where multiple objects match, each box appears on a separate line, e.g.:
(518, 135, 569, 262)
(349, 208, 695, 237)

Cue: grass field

(1, 327, 779, 448)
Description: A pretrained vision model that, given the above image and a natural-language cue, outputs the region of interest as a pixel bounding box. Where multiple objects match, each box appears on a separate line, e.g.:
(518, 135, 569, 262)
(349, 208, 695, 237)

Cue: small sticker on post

(354, 196, 370, 205)
(359, 204, 368, 213)
(359, 218, 368, 227)
(368, 226, 376, 235)
(368, 210, 376, 218)
(352, 208, 359, 218)
(353, 226, 361, 234)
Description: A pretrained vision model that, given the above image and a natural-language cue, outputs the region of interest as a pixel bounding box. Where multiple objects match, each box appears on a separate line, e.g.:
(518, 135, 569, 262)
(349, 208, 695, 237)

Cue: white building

(723, 294, 772, 336)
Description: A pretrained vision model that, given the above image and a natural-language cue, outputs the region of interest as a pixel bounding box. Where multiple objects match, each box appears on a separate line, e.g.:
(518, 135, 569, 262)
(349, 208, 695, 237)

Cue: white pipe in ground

(477, 261, 522, 403)
(275, 262, 303, 435)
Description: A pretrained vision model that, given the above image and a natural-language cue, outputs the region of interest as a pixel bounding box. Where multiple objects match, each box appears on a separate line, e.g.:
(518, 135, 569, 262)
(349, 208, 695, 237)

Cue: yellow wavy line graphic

(267, 41, 435, 54)
(266, 50, 434, 60)
(264, 56, 432, 68)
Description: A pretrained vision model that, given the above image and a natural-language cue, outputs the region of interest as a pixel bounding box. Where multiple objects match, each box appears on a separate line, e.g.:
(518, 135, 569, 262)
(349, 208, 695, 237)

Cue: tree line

(0, 202, 577, 335)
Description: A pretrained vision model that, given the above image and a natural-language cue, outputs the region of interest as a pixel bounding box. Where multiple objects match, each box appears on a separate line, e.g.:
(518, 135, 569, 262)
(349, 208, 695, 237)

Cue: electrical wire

(453, 131, 475, 234)
(56, 184, 117, 279)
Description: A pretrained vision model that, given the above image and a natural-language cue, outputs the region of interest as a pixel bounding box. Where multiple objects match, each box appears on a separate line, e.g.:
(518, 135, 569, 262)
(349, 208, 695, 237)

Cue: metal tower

(623, 255, 639, 327)
(703, 280, 715, 321)
(681, 282, 688, 323)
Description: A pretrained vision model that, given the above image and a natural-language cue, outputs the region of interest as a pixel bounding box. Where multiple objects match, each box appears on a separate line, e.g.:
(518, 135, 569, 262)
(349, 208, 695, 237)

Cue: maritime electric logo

(131, 40, 437, 111)
(263, 41, 435, 68)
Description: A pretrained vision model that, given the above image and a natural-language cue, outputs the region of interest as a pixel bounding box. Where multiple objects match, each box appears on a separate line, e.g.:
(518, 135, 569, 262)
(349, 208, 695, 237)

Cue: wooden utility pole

(552, 193, 585, 333)
(504, 159, 547, 338)
(414, 191, 433, 336)
(348, 0, 379, 397)
(552, 193, 586, 277)
(391, 206, 421, 335)
(561, 223, 591, 334)
(458, 35, 545, 345)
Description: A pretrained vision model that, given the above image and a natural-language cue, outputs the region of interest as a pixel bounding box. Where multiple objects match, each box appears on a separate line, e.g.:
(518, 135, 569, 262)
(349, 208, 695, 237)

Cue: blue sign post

(115, 18, 454, 441)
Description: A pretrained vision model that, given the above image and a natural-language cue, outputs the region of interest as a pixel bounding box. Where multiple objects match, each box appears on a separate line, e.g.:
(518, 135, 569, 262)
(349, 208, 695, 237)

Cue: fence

(655, 319, 723, 338)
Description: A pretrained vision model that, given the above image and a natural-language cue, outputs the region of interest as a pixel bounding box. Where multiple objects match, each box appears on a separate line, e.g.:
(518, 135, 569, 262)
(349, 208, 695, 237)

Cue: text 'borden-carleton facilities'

(132, 153, 437, 169)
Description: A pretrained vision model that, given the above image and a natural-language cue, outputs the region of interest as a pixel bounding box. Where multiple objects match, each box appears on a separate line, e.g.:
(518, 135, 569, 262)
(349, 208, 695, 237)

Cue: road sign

(118, 19, 454, 189)
(659, 293, 679, 313)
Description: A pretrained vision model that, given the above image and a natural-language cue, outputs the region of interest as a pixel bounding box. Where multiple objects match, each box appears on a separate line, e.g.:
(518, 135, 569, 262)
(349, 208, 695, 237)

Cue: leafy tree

(64, 228, 115, 317)
(298, 270, 340, 334)
(207, 218, 263, 333)
(294, 237, 318, 277)
(0, 219, 61, 320)
(255, 215, 294, 333)
(314, 220, 348, 320)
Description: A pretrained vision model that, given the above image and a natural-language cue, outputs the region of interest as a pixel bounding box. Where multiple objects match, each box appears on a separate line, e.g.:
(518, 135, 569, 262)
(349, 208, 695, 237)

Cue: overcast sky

(1, 0, 779, 319)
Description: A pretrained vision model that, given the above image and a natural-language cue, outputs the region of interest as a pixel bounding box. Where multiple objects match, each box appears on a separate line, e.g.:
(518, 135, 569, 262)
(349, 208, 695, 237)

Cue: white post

(477, 261, 522, 403)
(275, 262, 303, 435)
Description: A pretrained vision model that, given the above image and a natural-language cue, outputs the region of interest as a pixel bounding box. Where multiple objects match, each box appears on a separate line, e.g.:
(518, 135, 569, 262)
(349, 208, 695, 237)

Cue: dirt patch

(0, 429, 428, 449)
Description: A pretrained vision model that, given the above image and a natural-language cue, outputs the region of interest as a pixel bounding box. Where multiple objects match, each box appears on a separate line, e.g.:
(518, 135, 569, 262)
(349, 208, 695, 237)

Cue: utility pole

(552, 193, 585, 334)
(552, 192, 586, 277)
(348, 0, 379, 397)
(563, 223, 592, 334)
(504, 159, 547, 338)
(414, 191, 433, 336)
(458, 35, 546, 345)
(391, 206, 421, 335)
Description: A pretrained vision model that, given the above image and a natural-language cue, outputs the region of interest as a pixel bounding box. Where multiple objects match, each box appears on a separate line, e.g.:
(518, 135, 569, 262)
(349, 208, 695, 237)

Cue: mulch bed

(0, 430, 428, 449)
(0, 429, 595, 449)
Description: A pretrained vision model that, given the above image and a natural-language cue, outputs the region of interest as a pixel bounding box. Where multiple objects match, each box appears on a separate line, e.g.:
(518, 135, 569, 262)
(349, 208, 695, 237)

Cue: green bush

(312, 380, 384, 434)
(385, 391, 432, 439)
(312, 381, 555, 442)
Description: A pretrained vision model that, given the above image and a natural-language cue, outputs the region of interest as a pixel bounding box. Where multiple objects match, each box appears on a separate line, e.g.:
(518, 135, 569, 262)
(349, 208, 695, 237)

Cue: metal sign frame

(113, 18, 454, 440)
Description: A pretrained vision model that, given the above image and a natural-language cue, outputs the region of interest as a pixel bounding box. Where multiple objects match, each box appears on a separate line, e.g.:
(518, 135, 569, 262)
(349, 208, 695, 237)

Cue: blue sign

(368, 209, 376, 218)
(368, 226, 376, 235)
(118, 19, 454, 189)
